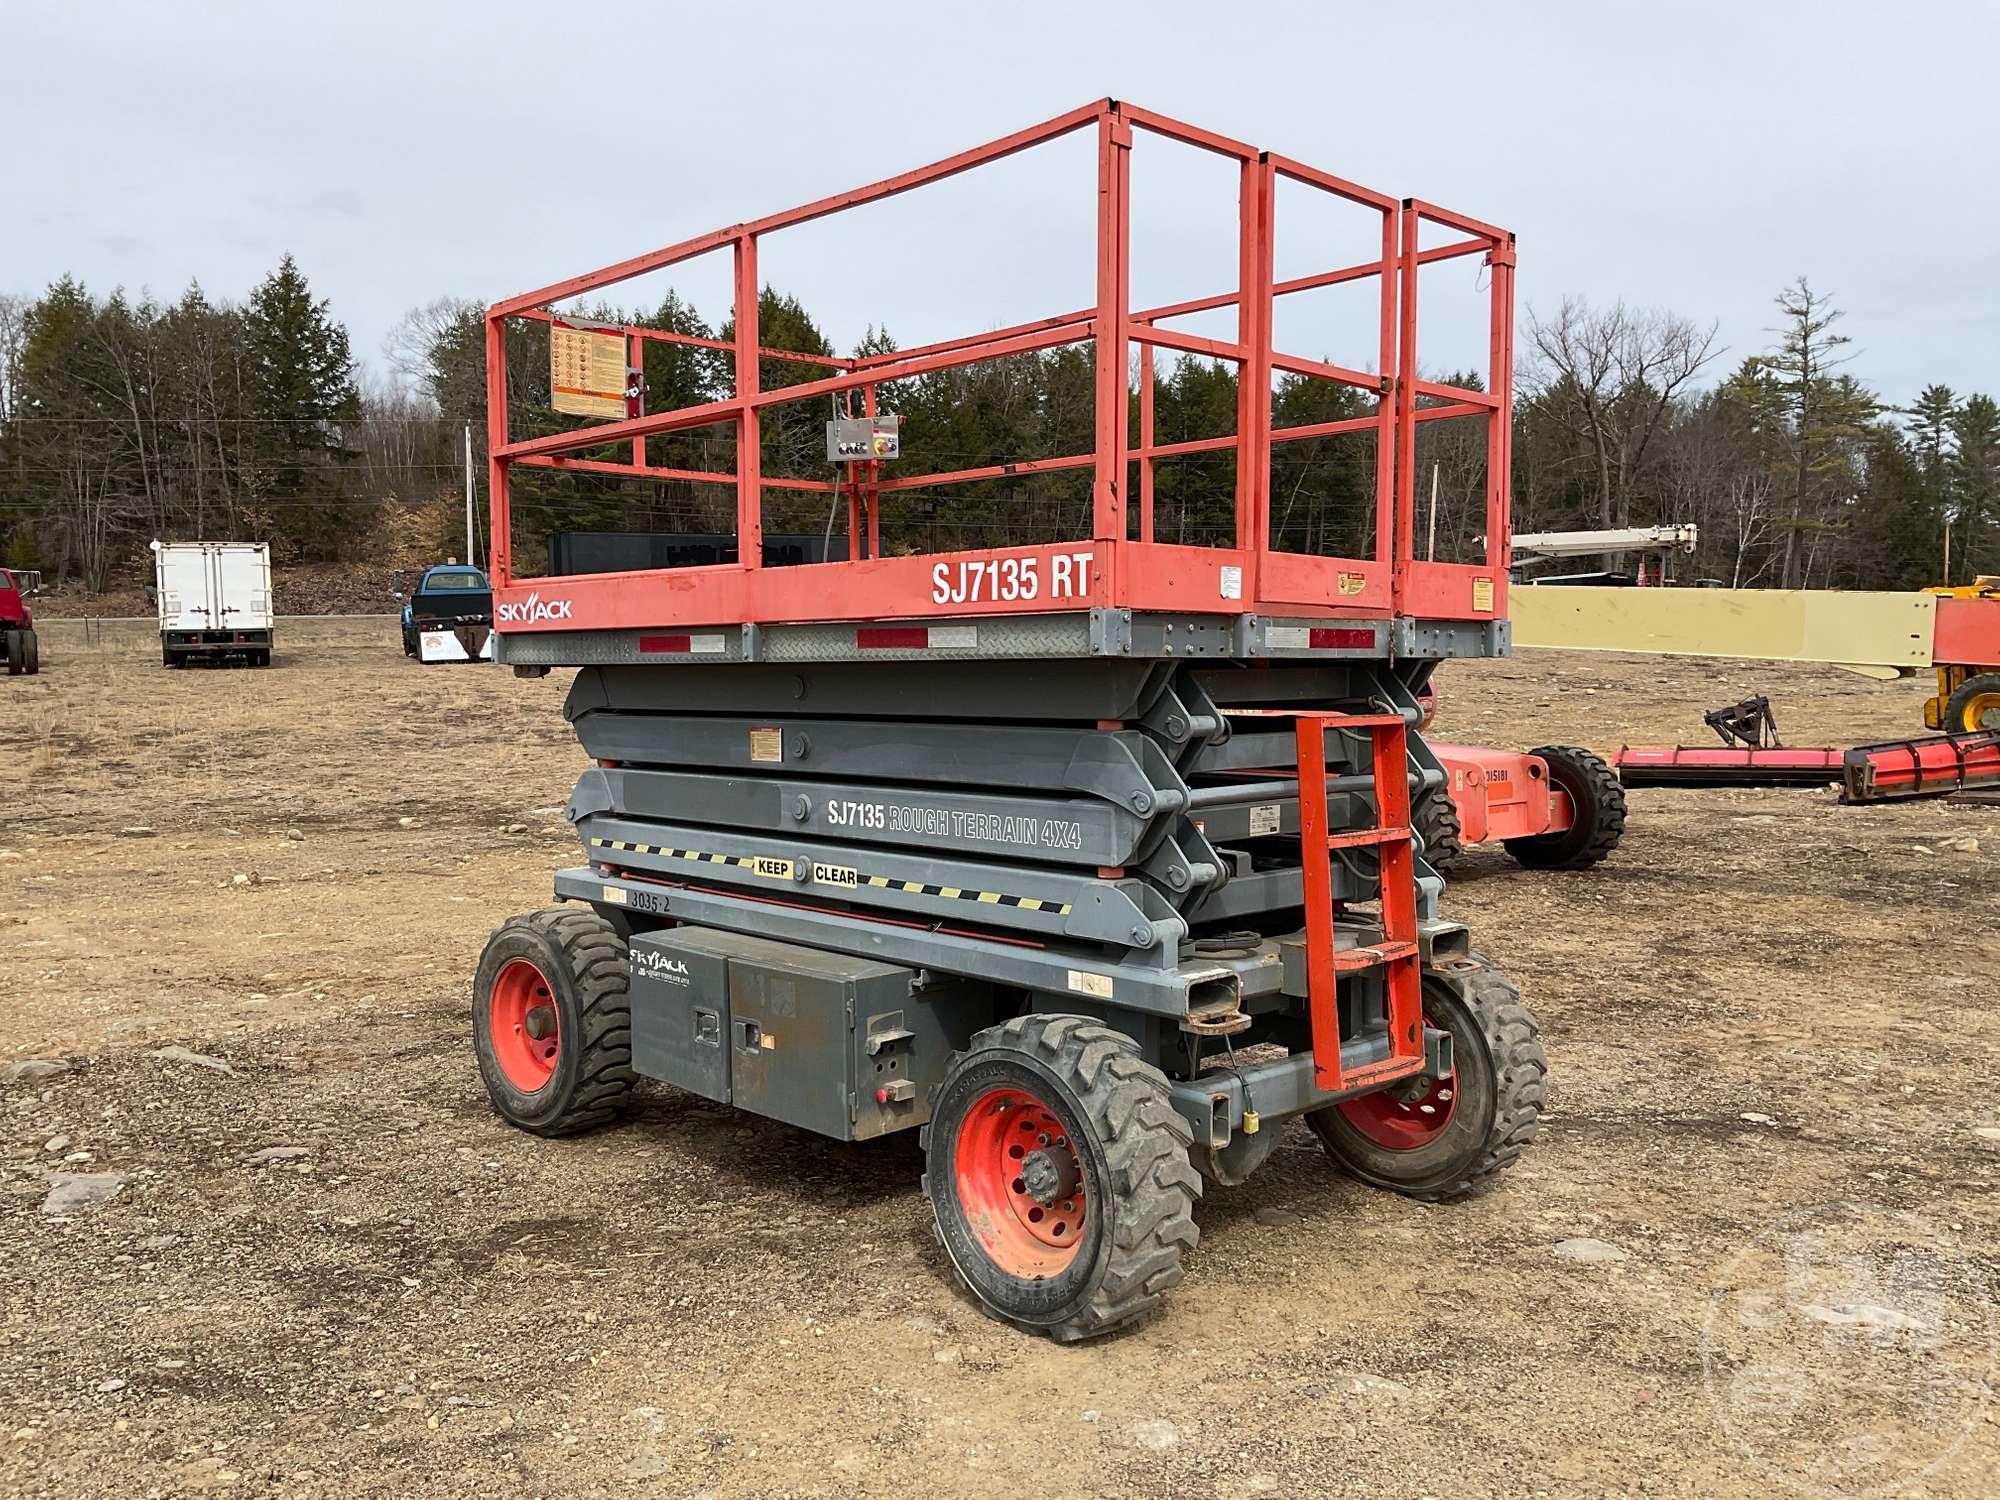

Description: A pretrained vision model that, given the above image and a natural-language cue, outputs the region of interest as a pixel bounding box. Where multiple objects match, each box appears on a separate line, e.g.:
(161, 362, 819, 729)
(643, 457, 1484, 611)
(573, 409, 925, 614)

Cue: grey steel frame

(543, 622, 1482, 1148)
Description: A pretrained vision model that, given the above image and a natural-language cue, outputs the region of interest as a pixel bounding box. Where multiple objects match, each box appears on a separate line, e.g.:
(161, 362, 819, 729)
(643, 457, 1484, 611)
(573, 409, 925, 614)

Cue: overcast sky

(5, 1, 1996, 407)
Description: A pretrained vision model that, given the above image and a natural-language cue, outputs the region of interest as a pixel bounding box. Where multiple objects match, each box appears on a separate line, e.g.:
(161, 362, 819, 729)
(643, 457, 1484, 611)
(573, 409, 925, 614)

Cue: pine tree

(15, 278, 128, 587)
(241, 254, 362, 557)
(1906, 383, 1959, 484)
(1751, 279, 1876, 587)
(1846, 424, 1938, 589)
(1948, 394, 2000, 581)
(718, 289, 839, 537)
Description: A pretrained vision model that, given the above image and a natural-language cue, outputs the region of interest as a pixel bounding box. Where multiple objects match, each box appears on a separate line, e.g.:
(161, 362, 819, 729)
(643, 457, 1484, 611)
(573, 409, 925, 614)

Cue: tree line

(2, 259, 1994, 591)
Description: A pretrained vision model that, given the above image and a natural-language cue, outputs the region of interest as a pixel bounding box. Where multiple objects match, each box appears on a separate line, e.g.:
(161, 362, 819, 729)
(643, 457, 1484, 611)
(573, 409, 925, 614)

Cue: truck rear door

(214, 545, 271, 630)
(157, 547, 214, 631)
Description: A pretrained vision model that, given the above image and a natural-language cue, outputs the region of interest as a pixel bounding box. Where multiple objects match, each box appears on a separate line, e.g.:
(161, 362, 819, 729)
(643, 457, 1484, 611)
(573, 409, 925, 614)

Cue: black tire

(252, 648, 271, 668)
(473, 907, 635, 1137)
(22, 631, 38, 674)
(4, 630, 20, 676)
(1306, 956, 1544, 1201)
(1943, 673, 2000, 734)
(1412, 785, 1463, 870)
(923, 1014, 1201, 1342)
(1503, 744, 1626, 869)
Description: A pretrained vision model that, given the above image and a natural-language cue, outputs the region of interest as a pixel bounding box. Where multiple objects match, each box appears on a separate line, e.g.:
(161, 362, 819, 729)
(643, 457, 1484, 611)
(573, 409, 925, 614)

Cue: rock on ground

(42, 1172, 127, 1215)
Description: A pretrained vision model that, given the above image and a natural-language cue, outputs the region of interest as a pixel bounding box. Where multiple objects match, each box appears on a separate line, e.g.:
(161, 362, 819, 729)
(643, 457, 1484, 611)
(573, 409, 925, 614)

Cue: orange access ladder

(1293, 712, 1428, 1095)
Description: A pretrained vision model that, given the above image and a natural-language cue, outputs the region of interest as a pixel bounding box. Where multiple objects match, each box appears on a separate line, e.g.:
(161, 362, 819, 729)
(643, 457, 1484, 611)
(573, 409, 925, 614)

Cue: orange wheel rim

(1962, 693, 2000, 731)
(489, 957, 560, 1093)
(953, 1086, 1087, 1279)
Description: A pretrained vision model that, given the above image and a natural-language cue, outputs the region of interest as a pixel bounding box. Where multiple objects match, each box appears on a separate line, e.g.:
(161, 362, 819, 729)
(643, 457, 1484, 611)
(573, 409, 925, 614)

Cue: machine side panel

(628, 932, 731, 1103)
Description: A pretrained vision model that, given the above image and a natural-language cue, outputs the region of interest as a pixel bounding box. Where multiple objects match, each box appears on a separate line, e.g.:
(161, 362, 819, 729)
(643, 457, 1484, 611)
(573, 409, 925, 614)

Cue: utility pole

(1426, 462, 1440, 562)
(464, 424, 479, 572)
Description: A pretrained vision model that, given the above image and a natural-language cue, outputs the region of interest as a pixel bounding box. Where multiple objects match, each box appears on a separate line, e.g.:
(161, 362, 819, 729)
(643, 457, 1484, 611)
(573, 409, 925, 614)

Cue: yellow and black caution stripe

(859, 873, 1069, 914)
(589, 837, 1071, 915)
(592, 837, 756, 868)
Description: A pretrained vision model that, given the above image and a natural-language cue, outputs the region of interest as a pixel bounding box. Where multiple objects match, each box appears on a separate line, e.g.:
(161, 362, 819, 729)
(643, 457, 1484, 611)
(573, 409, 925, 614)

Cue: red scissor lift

(472, 101, 1546, 1340)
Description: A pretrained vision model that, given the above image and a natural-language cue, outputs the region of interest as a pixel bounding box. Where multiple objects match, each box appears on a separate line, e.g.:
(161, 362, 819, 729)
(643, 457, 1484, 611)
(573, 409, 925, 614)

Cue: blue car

(399, 565, 493, 657)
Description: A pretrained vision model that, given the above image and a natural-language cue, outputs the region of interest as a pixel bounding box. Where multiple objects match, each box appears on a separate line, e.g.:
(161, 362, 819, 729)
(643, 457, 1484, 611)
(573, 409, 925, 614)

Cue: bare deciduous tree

(1522, 297, 1722, 534)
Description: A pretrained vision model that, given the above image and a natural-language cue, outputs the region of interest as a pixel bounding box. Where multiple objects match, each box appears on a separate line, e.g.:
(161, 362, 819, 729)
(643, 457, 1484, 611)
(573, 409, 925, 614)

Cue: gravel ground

(2, 617, 1996, 1498)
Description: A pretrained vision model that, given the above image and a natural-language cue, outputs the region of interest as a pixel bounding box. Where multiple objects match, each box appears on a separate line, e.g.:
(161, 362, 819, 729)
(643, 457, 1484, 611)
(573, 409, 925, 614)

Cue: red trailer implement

(1842, 731, 2000, 802)
(1615, 695, 1845, 789)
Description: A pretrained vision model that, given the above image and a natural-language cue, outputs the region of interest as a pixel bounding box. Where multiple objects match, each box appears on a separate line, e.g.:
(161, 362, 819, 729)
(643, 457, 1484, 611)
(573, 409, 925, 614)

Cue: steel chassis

(484, 101, 1522, 1178)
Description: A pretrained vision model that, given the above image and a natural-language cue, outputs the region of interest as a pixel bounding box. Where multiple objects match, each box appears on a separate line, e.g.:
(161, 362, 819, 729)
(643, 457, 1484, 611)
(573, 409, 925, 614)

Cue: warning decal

(550, 317, 630, 419)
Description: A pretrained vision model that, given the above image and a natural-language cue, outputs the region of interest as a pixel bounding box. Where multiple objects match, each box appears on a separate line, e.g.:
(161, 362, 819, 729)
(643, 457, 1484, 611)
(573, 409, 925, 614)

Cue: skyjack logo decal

(497, 592, 574, 625)
(631, 951, 690, 986)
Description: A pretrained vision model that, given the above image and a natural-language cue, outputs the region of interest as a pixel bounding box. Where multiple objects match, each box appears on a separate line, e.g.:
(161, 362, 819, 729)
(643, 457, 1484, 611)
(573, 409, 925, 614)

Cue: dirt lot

(2, 618, 1996, 1499)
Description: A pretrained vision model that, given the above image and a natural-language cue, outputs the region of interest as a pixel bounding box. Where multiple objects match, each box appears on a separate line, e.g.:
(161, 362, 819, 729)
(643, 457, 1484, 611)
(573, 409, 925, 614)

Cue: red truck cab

(2, 568, 42, 676)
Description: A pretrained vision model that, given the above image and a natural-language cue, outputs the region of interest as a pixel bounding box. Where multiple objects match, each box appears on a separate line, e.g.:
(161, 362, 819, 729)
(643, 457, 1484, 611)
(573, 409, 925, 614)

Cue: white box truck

(151, 541, 275, 668)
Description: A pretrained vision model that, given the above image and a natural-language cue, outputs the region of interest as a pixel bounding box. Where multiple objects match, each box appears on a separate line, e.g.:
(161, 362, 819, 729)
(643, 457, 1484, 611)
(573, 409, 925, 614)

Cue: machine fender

(567, 766, 615, 821)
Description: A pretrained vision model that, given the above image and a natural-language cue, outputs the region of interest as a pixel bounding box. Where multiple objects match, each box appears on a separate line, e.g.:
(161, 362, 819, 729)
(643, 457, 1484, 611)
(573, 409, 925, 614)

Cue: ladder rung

(1332, 940, 1419, 973)
(1324, 825, 1411, 850)
(1296, 713, 1407, 730)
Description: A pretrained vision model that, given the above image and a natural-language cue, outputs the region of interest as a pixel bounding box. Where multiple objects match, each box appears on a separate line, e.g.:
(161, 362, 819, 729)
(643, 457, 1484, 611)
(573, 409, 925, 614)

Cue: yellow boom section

(1510, 586, 1937, 673)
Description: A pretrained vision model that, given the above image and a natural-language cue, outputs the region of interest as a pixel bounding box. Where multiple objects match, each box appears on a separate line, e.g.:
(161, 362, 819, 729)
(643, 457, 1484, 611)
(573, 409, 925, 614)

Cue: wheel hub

(1020, 1146, 1080, 1207)
(523, 1005, 557, 1041)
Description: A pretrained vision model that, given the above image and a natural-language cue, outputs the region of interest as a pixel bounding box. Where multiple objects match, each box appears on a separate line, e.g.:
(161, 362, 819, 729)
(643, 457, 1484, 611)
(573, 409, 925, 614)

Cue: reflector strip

(638, 632, 727, 655)
(856, 626, 928, 649)
(855, 624, 979, 650)
(589, 836, 1070, 914)
(1310, 627, 1376, 649)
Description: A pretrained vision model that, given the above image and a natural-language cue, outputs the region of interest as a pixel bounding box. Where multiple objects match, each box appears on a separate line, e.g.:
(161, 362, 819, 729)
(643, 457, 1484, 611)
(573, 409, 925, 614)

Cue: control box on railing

(827, 415, 900, 463)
